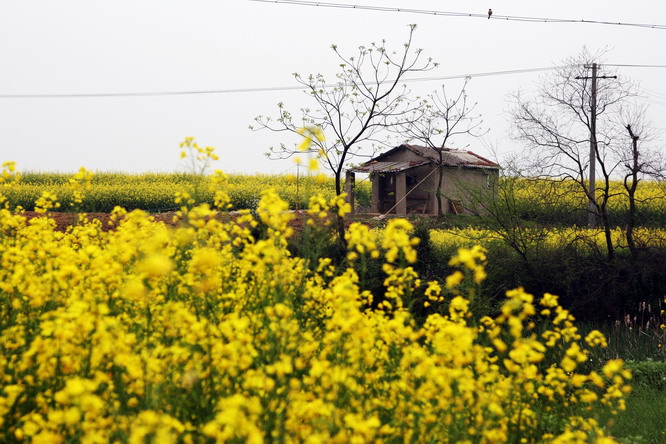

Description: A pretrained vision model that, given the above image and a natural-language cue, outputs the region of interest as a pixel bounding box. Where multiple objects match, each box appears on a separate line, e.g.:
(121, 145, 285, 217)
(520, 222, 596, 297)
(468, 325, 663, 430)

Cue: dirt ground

(21, 211, 179, 232)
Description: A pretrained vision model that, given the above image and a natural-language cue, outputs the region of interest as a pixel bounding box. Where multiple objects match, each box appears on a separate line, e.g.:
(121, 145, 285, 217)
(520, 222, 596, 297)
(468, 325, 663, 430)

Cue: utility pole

(576, 63, 617, 229)
(587, 63, 598, 229)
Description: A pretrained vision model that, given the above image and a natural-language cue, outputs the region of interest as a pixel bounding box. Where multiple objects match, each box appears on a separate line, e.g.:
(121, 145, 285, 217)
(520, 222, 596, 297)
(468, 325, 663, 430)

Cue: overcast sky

(1, 0, 665, 175)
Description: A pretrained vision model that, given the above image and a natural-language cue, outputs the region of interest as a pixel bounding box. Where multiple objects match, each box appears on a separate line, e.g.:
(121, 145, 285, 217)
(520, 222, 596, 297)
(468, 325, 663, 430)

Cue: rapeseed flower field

(430, 226, 666, 255)
(0, 175, 632, 442)
(510, 179, 666, 226)
(1, 171, 371, 213)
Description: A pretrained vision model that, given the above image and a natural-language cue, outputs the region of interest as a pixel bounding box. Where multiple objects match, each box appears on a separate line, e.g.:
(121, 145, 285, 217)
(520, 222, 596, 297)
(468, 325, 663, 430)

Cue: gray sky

(1, 0, 665, 175)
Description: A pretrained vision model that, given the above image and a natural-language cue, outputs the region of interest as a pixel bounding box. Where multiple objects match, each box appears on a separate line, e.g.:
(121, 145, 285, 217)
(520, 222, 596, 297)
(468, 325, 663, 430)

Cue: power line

(1, 63, 664, 99)
(642, 87, 666, 101)
(635, 85, 666, 108)
(0, 85, 307, 99)
(605, 64, 666, 68)
(641, 96, 666, 107)
(0, 66, 559, 99)
(249, 0, 666, 30)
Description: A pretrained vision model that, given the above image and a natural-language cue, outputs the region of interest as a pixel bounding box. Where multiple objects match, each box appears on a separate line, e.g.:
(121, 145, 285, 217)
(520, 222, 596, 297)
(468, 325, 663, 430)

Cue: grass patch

(604, 385, 666, 444)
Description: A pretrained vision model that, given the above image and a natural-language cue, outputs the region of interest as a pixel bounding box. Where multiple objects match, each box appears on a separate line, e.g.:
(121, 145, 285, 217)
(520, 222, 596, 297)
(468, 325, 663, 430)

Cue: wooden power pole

(587, 63, 598, 229)
(576, 63, 616, 229)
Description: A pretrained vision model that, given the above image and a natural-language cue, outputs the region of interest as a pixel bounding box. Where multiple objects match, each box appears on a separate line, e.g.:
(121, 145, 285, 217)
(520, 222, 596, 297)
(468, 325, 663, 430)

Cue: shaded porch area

(346, 160, 439, 216)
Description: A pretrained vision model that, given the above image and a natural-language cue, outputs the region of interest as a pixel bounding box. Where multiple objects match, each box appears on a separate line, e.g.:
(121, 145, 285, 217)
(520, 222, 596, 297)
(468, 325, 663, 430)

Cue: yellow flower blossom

(0, 176, 632, 443)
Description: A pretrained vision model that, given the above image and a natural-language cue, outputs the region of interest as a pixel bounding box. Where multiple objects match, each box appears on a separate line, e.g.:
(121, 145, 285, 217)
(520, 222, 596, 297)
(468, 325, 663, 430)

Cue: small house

(346, 144, 500, 216)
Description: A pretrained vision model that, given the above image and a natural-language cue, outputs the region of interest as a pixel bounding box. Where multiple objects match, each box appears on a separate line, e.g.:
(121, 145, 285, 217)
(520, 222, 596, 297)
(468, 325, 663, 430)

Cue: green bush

(625, 361, 666, 391)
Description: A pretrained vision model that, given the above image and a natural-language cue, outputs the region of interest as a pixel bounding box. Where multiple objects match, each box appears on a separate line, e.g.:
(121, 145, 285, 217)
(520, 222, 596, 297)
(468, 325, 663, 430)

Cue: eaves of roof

(349, 160, 430, 173)
(364, 144, 500, 169)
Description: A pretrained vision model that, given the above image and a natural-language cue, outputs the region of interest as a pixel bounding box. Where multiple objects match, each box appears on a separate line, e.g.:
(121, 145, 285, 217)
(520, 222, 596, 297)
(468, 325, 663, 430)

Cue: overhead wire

(248, 0, 666, 30)
(1, 3, 665, 98)
(632, 84, 666, 107)
(641, 97, 666, 107)
(605, 64, 666, 69)
(640, 87, 666, 101)
(0, 66, 560, 99)
(640, 97, 666, 107)
(0, 64, 664, 99)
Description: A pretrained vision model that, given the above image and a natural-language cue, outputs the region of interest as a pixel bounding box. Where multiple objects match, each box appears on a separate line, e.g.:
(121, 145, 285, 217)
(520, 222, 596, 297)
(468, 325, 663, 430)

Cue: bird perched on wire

(488, 8, 492, 19)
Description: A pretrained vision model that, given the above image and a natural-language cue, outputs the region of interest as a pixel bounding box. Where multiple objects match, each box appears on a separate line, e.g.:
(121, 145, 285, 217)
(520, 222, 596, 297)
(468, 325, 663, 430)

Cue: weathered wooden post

(396, 172, 407, 216)
(371, 174, 380, 213)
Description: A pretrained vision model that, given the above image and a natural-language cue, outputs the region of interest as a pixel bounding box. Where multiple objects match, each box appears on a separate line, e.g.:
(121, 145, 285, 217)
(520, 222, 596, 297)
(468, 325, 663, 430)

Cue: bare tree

(396, 77, 487, 215)
(252, 24, 436, 199)
(511, 48, 636, 262)
(620, 106, 665, 260)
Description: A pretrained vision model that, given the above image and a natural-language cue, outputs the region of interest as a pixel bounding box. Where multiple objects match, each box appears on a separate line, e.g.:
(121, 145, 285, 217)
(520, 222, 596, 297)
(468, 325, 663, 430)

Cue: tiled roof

(349, 160, 429, 173)
(358, 144, 500, 170)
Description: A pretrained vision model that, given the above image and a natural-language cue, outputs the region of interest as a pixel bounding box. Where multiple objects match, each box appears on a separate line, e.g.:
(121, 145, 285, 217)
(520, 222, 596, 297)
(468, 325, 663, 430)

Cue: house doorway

(378, 173, 396, 213)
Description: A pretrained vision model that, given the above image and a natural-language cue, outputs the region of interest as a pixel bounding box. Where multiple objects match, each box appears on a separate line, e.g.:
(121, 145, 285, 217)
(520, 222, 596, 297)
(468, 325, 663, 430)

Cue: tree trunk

(626, 178, 638, 260)
(625, 126, 640, 262)
(600, 205, 615, 262)
(334, 172, 346, 252)
(436, 151, 444, 216)
(598, 169, 615, 262)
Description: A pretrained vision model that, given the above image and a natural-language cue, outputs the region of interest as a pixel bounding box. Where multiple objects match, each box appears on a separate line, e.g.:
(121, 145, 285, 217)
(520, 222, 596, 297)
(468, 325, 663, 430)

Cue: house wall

(441, 167, 498, 214)
(407, 165, 440, 214)
(373, 165, 440, 215)
(371, 151, 435, 214)
(395, 165, 498, 215)
(367, 148, 499, 215)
